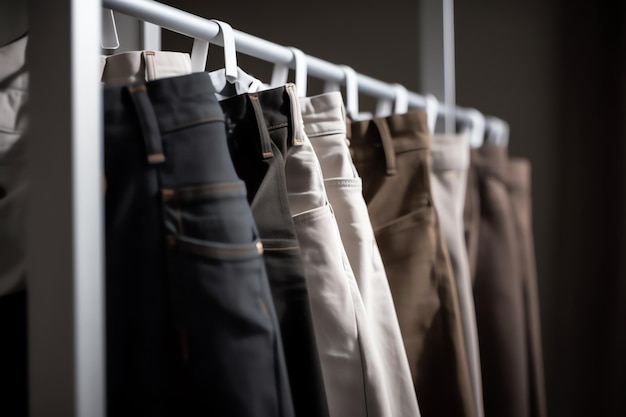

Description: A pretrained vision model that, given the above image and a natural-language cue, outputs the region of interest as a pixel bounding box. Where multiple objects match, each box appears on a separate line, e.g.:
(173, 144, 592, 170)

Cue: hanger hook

(392, 83, 409, 115)
(485, 117, 510, 147)
(339, 65, 359, 119)
(101, 9, 120, 50)
(465, 108, 486, 148)
(288, 47, 307, 97)
(190, 19, 238, 82)
(270, 46, 307, 93)
(424, 93, 439, 136)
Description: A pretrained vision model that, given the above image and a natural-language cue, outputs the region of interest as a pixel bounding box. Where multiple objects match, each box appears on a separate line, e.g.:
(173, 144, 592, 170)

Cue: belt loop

(99, 55, 107, 82)
(285, 84, 304, 146)
(372, 117, 397, 176)
(127, 82, 165, 164)
(143, 50, 157, 81)
(247, 93, 274, 159)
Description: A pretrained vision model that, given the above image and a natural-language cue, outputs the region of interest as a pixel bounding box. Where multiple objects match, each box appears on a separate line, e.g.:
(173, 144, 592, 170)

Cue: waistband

(103, 71, 223, 145)
(218, 83, 303, 159)
(219, 84, 292, 131)
(299, 91, 346, 137)
(101, 50, 191, 85)
(430, 133, 470, 172)
(506, 157, 531, 193)
(470, 142, 511, 183)
(348, 110, 430, 152)
(348, 110, 430, 176)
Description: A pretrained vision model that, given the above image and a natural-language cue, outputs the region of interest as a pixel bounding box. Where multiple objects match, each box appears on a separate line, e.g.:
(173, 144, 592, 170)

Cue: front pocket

(374, 193, 434, 237)
(161, 181, 255, 245)
(165, 233, 285, 414)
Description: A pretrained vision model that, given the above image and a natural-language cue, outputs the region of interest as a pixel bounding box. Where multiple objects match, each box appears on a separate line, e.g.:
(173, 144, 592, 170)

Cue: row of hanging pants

(0, 41, 548, 417)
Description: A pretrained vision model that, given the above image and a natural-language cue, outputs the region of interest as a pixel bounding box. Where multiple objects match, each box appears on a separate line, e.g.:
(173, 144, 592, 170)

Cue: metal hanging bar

(102, 0, 504, 129)
(28, 0, 105, 416)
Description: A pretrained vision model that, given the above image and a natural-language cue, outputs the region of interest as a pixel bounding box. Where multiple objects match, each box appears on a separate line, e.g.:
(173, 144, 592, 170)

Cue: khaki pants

(430, 133, 484, 417)
(507, 158, 548, 417)
(464, 143, 529, 417)
(350, 110, 475, 417)
(301, 91, 421, 417)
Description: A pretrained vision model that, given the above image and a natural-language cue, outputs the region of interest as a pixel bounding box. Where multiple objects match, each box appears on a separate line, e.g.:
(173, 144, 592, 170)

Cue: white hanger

(374, 95, 393, 117)
(269, 46, 307, 96)
(339, 65, 372, 121)
(424, 93, 439, 137)
(393, 83, 409, 114)
(101, 9, 120, 50)
(464, 108, 486, 148)
(485, 116, 510, 147)
(189, 19, 237, 83)
(374, 83, 410, 117)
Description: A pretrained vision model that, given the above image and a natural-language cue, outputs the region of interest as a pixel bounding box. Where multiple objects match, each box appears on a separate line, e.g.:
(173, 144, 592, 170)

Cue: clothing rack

(25, 0, 507, 415)
(103, 0, 502, 129)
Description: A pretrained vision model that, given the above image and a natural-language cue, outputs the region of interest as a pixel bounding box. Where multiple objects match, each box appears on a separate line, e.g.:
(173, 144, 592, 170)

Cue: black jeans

(103, 72, 293, 417)
(219, 85, 330, 417)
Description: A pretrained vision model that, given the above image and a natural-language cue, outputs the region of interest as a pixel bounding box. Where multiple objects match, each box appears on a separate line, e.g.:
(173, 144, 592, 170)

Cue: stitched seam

(267, 122, 288, 131)
(162, 182, 245, 202)
(262, 246, 300, 251)
(305, 128, 345, 137)
(161, 115, 225, 133)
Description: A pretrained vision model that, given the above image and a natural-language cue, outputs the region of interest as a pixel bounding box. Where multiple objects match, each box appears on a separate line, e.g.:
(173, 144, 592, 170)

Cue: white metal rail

(102, 0, 502, 128)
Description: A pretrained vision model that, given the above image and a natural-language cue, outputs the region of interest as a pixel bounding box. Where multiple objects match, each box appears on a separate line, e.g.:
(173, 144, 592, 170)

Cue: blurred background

(147, 0, 625, 415)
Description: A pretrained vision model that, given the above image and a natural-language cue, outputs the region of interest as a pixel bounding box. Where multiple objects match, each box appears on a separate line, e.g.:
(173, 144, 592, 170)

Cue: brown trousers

(464, 144, 547, 417)
(350, 110, 475, 417)
(507, 158, 548, 417)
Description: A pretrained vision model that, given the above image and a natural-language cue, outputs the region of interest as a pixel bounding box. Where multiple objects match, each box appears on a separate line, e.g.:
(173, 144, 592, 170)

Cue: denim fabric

(219, 85, 330, 417)
(350, 110, 476, 417)
(103, 72, 293, 417)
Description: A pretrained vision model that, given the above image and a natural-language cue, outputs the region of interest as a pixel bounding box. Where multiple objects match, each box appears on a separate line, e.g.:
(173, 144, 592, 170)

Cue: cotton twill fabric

(350, 110, 475, 417)
(430, 133, 484, 417)
(0, 33, 29, 417)
(0, 34, 28, 296)
(219, 84, 330, 417)
(285, 90, 394, 417)
(101, 50, 192, 84)
(103, 72, 294, 417)
(507, 158, 548, 417)
(300, 91, 421, 417)
(464, 143, 529, 417)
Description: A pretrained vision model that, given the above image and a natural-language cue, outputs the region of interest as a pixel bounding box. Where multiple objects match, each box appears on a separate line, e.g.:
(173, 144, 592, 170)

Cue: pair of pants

(300, 91, 421, 417)
(0, 33, 29, 417)
(350, 110, 475, 417)
(219, 84, 330, 417)
(288, 90, 394, 417)
(507, 158, 547, 417)
(430, 133, 484, 417)
(103, 72, 293, 417)
(464, 143, 529, 417)
(0, 33, 28, 296)
(464, 143, 547, 417)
